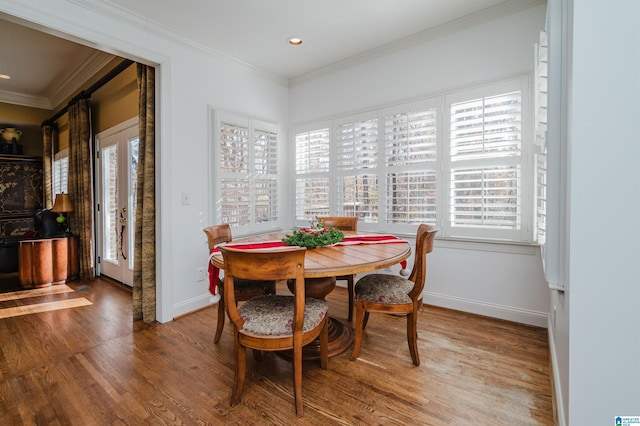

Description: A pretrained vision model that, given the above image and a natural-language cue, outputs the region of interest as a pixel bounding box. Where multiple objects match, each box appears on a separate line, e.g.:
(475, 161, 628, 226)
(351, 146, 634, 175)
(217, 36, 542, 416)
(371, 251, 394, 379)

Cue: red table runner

(208, 235, 408, 295)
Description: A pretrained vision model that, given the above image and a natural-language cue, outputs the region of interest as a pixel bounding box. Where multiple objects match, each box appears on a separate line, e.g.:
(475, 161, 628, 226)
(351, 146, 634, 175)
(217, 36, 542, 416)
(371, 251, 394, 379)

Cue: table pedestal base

(278, 317, 353, 361)
(281, 276, 354, 360)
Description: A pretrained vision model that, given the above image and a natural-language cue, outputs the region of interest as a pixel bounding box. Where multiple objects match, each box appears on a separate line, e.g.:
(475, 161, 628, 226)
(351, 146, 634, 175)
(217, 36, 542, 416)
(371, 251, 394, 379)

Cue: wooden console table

(19, 235, 79, 288)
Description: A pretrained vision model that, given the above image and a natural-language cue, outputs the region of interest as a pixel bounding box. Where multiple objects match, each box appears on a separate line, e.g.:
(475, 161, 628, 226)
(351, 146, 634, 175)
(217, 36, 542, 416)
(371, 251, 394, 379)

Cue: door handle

(119, 207, 127, 260)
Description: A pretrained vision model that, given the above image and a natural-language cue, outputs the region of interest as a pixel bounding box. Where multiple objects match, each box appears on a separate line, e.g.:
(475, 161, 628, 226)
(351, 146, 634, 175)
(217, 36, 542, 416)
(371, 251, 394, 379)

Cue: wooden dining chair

(219, 245, 329, 418)
(317, 216, 358, 322)
(350, 224, 437, 366)
(203, 224, 276, 343)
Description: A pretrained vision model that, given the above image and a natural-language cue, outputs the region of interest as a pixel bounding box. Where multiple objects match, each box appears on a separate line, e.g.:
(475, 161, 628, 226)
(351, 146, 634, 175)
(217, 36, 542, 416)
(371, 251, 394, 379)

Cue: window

(446, 82, 528, 240)
(293, 77, 532, 242)
(384, 102, 438, 230)
(335, 114, 379, 222)
(535, 151, 547, 245)
(53, 148, 69, 195)
(213, 111, 279, 234)
(534, 29, 548, 245)
(295, 125, 331, 220)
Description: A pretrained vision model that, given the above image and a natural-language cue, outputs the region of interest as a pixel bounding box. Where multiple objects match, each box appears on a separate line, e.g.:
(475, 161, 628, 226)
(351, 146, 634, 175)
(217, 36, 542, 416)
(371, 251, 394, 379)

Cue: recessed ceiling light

(288, 37, 303, 46)
(0, 74, 10, 79)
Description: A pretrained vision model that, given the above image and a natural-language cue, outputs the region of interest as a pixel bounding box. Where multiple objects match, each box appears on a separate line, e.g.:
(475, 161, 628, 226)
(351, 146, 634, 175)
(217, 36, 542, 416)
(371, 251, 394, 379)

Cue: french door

(96, 118, 139, 286)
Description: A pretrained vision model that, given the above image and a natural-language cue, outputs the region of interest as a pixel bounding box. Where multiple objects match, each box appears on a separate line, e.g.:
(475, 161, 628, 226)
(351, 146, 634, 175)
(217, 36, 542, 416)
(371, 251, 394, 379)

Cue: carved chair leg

(231, 333, 246, 407)
(363, 311, 370, 329)
(214, 296, 225, 343)
(407, 310, 420, 366)
(293, 341, 304, 417)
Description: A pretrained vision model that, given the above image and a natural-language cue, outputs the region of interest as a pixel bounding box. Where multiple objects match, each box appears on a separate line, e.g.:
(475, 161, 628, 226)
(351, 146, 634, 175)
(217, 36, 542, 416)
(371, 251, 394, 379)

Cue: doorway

(96, 118, 139, 286)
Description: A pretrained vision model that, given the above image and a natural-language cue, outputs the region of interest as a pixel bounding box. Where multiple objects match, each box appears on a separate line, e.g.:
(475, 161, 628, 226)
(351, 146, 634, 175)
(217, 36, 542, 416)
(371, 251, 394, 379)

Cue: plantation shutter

(384, 105, 438, 225)
(219, 120, 250, 227)
(295, 127, 331, 220)
(536, 151, 547, 244)
(335, 116, 378, 222)
(292, 76, 532, 242)
(216, 112, 280, 233)
(254, 123, 278, 224)
(53, 151, 69, 195)
(535, 30, 548, 244)
(449, 90, 522, 231)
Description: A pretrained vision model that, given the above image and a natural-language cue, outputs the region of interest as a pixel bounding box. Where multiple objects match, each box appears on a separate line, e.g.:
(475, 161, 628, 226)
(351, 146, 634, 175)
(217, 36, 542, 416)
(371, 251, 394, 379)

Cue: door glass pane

(128, 138, 139, 270)
(102, 145, 118, 263)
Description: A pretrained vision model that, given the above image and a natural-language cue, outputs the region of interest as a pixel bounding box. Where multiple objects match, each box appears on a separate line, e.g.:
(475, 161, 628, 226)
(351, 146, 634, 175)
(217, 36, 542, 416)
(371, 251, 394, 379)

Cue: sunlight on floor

(0, 284, 92, 319)
(0, 284, 75, 302)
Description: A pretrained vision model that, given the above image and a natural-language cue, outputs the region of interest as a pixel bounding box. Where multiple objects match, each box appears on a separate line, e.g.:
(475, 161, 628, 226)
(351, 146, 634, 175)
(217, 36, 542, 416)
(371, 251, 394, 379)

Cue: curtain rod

(42, 59, 135, 128)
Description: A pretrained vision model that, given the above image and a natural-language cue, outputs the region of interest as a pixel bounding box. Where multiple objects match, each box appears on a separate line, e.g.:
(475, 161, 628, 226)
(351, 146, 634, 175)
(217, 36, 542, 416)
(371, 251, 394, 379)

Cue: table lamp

(51, 193, 73, 235)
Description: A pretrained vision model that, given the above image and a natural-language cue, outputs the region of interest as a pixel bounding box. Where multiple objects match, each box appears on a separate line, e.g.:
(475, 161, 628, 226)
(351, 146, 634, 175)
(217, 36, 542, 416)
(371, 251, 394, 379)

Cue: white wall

(290, 5, 550, 327)
(565, 0, 640, 424)
(0, 0, 289, 321)
(289, 5, 546, 123)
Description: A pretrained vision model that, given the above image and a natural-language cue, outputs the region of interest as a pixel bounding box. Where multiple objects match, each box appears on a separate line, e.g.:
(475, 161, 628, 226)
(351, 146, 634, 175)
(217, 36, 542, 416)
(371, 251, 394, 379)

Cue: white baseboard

(547, 316, 566, 426)
(424, 291, 549, 328)
(174, 286, 548, 328)
(172, 293, 217, 319)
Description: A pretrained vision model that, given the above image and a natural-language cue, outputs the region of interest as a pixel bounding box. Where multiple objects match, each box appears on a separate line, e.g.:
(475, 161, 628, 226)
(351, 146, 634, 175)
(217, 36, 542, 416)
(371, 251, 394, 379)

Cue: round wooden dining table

(209, 231, 412, 359)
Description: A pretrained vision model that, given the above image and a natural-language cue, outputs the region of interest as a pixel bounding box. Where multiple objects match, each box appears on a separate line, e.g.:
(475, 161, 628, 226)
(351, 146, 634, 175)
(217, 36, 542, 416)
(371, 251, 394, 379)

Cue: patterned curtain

(42, 124, 56, 209)
(68, 98, 95, 280)
(133, 63, 156, 323)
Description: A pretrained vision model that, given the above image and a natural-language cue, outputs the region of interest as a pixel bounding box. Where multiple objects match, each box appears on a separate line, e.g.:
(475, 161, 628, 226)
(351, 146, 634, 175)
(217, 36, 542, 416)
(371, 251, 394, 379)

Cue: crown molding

(0, 51, 115, 110)
(68, 0, 289, 87)
(0, 90, 52, 109)
(1, 0, 543, 95)
(289, 0, 546, 87)
(47, 50, 115, 108)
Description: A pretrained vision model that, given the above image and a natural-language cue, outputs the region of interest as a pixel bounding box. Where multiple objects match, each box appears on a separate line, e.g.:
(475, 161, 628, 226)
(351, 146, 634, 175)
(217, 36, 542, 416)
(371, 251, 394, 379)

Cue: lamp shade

(51, 193, 73, 213)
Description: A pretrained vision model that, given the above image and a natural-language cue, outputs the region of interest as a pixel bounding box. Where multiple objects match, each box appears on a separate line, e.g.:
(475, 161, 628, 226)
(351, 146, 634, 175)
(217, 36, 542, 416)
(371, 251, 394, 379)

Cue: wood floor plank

(0, 278, 554, 425)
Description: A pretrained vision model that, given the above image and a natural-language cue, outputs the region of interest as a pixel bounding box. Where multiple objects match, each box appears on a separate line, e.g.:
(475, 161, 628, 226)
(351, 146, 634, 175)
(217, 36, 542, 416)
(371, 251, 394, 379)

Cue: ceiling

(0, 0, 537, 110)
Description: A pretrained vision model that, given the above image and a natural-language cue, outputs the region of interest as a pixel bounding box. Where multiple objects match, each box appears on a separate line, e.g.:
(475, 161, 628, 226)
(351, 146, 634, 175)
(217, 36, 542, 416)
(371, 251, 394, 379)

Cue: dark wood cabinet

(18, 235, 79, 288)
(0, 154, 43, 237)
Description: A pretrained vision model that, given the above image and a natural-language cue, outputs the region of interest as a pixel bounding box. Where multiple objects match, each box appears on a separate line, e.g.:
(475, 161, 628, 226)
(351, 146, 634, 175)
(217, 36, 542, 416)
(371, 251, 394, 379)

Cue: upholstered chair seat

(354, 275, 413, 304)
(239, 295, 328, 335)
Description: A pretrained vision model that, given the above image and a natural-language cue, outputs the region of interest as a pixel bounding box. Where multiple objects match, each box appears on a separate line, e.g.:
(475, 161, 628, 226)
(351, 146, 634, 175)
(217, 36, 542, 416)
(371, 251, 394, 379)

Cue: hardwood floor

(0, 278, 553, 425)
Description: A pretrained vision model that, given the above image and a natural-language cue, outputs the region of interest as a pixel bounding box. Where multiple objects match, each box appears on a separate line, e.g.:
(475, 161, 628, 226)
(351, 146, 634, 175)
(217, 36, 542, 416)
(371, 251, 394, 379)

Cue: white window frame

(211, 109, 280, 235)
(381, 98, 441, 235)
(292, 76, 534, 243)
(334, 111, 380, 224)
(444, 78, 532, 241)
(294, 121, 332, 221)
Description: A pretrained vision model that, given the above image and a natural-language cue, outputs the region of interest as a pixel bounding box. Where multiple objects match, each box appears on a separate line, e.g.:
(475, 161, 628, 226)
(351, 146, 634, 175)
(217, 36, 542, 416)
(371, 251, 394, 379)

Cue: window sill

(390, 233, 540, 255)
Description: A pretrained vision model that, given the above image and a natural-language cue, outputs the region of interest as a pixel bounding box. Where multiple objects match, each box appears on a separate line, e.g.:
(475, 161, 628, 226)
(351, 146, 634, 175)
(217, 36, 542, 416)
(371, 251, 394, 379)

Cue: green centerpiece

(282, 220, 344, 249)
